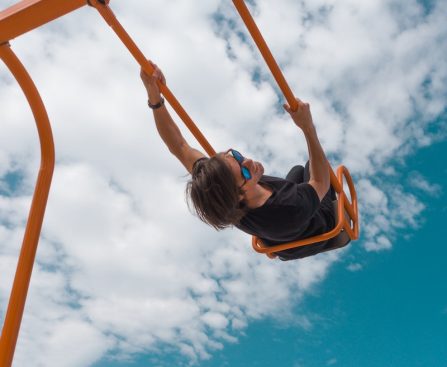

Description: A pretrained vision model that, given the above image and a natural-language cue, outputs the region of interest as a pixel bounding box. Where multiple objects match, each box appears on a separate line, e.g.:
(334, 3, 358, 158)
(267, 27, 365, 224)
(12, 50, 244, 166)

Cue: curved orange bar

(88, 0, 216, 157)
(0, 42, 55, 367)
(339, 166, 359, 238)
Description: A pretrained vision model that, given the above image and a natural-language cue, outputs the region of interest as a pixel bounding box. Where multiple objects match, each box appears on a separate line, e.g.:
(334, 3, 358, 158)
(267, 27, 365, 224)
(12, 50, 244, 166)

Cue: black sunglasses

(229, 149, 252, 180)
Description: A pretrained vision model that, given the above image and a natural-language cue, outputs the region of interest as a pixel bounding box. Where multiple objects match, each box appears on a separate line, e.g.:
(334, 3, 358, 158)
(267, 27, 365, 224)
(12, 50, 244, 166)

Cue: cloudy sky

(0, 0, 446, 366)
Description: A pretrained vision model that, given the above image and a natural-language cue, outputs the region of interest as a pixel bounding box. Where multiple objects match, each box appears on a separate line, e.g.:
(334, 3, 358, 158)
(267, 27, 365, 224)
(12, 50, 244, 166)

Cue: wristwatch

(148, 97, 165, 110)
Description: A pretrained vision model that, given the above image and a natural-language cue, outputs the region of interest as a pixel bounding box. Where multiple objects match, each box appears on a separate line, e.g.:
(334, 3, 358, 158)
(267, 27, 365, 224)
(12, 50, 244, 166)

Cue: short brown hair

(186, 156, 247, 229)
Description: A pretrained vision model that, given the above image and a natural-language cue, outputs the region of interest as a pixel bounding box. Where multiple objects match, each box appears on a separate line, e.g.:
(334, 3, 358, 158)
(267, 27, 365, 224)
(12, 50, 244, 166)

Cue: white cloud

(364, 235, 392, 252)
(357, 179, 425, 252)
(408, 171, 442, 197)
(347, 263, 362, 272)
(1, 0, 446, 365)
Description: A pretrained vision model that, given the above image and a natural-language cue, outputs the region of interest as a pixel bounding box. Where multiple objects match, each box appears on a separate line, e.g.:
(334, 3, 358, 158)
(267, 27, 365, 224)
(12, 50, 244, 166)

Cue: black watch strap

(148, 97, 165, 110)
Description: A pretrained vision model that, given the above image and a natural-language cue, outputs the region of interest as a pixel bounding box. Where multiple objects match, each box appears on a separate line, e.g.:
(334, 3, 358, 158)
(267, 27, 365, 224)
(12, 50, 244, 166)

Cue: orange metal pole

(0, 0, 87, 43)
(231, 0, 342, 185)
(232, 0, 298, 111)
(0, 42, 55, 367)
(88, 0, 216, 157)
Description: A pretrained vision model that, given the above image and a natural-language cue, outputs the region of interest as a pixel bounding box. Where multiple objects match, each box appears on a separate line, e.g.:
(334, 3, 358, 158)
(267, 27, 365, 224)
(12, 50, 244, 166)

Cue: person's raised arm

(140, 65, 205, 173)
(283, 98, 330, 201)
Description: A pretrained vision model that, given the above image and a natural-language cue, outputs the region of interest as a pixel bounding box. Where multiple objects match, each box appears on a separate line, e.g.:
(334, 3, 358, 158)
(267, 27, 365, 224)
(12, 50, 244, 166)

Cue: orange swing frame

(0, 1, 359, 365)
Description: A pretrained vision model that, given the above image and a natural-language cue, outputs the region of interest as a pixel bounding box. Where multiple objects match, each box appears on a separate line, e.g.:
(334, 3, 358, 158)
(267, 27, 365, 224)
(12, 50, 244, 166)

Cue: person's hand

(140, 62, 166, 104)
(283, 98, 315, 132)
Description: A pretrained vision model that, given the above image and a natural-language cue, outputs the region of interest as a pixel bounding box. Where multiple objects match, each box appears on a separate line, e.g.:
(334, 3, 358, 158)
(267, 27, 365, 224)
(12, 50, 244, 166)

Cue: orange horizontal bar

(0, 0, 87, 43)
(89, 0, 216, 157)
(0, 42, 55, 367)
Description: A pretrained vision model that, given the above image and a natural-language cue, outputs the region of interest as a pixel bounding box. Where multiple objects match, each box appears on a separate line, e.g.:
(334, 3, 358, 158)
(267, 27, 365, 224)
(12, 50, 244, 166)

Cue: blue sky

(93, 138, 447, 366)
(1, 0, 446, 366)
(201, 140, 447, 367)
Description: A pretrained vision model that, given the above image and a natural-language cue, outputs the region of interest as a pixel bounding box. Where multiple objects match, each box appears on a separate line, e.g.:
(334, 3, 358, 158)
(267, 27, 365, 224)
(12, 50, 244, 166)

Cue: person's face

(221, 149, 264, 191)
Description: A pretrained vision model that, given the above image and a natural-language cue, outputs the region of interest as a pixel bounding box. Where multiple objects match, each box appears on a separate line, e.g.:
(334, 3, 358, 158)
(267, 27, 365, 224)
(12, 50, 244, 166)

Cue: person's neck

(244, 183, 272, 209)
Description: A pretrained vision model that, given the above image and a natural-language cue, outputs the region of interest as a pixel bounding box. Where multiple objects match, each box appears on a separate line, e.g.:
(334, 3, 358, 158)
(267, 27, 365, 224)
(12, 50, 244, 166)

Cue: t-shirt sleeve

(293, 183, 320, 219)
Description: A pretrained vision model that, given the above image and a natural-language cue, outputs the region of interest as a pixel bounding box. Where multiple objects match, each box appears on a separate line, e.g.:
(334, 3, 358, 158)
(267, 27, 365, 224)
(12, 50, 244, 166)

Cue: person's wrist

(148, 96, 165, 110)
(300, 124, 316, 135)
(148, 92, 161, 105)
(148, 97, 161, 105)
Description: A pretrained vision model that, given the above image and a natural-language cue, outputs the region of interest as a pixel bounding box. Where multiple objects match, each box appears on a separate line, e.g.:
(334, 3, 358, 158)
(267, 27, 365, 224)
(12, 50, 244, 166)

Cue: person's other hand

(283, 98, 315, 132)
(140, 62, 166, 103)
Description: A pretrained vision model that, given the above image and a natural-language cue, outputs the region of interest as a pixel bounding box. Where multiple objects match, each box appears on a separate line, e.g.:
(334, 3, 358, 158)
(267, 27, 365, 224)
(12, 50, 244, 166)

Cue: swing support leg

(0, 42, 55, 367)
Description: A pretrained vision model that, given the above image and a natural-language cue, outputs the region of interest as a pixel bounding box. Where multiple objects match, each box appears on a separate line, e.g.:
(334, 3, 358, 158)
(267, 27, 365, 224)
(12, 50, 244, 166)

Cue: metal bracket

(87, 0, 108, 7)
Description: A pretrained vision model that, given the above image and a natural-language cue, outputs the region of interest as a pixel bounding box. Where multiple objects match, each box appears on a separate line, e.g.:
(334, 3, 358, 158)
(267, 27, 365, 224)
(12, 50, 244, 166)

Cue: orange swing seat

(252, 165, 359, 259)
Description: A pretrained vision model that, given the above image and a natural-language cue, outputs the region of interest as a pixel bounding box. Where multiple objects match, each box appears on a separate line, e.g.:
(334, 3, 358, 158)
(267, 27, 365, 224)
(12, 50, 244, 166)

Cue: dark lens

(241, 167, 252, 179)
(232, 149, 244, 162)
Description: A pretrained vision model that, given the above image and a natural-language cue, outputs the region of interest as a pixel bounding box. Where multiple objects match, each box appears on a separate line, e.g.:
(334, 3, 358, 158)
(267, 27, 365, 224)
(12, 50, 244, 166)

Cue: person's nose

(242, 158, 253, 168)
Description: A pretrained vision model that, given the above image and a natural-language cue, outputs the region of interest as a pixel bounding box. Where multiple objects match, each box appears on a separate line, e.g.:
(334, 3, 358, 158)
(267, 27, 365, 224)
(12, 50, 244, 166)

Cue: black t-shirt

(236, 175, 336, 260)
